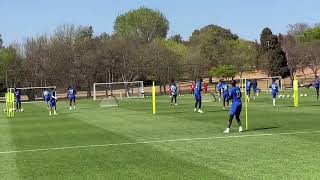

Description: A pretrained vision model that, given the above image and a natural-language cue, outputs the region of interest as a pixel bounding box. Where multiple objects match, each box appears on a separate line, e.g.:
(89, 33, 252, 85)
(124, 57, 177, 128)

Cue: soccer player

(252, 79, 258, 99)
(224, 80, 243, 133)
(67, 86, 77, 110)
(49, 88, 58, 116)
(246, 79, 252, 102)
(269, 79, 279, 107)
(217, 79, 223, 101)
(309, 76, 320, 100)
(14, 88, 23, 112)
(170, 81, 178, 106)
(191, 82, 195, 96)
(43, 89, 51, 110)
(221, 81, 229, 110)
(194, 78, 204, 113)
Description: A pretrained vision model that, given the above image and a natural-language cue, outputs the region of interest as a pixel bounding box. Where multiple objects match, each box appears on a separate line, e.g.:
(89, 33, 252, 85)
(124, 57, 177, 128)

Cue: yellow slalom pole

(152, 81, 156, 115)
(293, 76, 299, 107)
(244, 79, 248, 130)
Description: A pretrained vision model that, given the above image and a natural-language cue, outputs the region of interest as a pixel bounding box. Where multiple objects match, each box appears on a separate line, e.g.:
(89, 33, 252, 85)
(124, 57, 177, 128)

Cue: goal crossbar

(93, 81, 144, 100)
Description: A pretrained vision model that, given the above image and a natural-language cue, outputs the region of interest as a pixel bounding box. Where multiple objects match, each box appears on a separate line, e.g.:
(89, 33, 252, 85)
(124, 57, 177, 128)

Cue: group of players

(11, 76, 319, 133)
(167, 76, 320, 133)
(13, 86, 77, 116)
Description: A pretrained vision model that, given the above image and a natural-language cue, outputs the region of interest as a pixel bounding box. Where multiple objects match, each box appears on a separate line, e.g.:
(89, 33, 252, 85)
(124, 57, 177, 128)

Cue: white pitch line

(0, 130, 320, 155)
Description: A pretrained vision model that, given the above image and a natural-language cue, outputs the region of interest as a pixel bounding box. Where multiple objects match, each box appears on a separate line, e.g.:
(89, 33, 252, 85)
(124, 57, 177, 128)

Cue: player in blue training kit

(14, 88, 23, 112)
(309, 76, 320, 100)
(224, 80, 243, 133)
(246, 79, 252, 102)
(194, 78, 204, 113)
(67, 86, 77, 110)
(269, 79, 279, 107)
(43, 89, 51, 110)
(252, 79, 258, 100)
(217, 79, 223, 101)
(49, 88, 58, 116)
(221, 81, 229, 110)
(170, 81, 178, 106)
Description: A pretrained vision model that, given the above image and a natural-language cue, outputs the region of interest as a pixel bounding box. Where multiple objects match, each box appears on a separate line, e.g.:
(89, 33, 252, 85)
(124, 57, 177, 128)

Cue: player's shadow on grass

(246, 126, 280, 132)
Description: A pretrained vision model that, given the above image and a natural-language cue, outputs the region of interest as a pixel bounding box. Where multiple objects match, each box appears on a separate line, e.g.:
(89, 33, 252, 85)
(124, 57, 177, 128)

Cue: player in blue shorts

(217, 79, 223, 102)
(194, 78, 204, 113)
(43, 89, 51, 110)
(49, 88, 58, 116)
(221, 81, 229, 110)
(224, 80, 243, 133)
(269, 79, 279, 107)
(14, 88, 23, 112)
(246, 79, 252, 102)
(67, 86, 77, 110)
(309, 76, 319, 100)
(252, 79, 258, 100)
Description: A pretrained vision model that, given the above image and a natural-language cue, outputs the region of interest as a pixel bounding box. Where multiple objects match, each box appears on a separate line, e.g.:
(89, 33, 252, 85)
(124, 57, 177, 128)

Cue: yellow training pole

(244, 79, 248, 130)
(293, 76, 299, 107)
(152, 81, 156, 115)
(5, 89, 15, 118)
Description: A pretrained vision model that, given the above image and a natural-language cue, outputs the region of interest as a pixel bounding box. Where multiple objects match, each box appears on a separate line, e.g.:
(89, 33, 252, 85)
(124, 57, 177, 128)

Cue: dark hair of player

(231, 80, 237, 87)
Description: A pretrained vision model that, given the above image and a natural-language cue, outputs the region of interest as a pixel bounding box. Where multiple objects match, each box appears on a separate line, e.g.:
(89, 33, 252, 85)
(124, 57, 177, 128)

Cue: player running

(170, 81, 178, 106)
(67, 86, 77, 110)
(309, 76, 320, 100)
(49, 88, 58, 116)
(269, 79, 279, 107)
(221, 81, 229, 110)
(224, 80, 243, 133)
(217, 79, 223, 101)
(252, 79, 258, 99)
(246, 79, 252, 102)
(194, 78, 204, 113)
(14, 88, 23, 112)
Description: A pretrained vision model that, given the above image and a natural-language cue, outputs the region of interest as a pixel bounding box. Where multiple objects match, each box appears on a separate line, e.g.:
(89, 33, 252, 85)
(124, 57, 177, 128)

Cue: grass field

(1, 89, 320, 179)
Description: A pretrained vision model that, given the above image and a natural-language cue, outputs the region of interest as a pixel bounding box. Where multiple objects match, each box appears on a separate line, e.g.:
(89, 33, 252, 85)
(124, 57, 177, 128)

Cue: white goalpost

(93, 81, 144, 100)
(8, 86, 56, 102)
(240, 76, 283, 92)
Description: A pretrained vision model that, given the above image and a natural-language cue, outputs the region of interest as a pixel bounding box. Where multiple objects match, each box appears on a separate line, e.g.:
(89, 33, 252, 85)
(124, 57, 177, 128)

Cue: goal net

(93, 81, 144, 100)
(240, 76, 283, 92)
(8, 86, 57, 102)
(98, 95, 119, 107)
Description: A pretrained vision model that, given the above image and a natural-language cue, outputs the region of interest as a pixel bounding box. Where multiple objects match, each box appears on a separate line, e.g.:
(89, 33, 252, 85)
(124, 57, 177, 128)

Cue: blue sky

(1, 0, 319, 45)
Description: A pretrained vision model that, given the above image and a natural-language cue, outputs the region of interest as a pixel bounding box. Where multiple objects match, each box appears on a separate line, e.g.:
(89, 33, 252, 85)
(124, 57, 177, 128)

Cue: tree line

(1, 8, 320, 96)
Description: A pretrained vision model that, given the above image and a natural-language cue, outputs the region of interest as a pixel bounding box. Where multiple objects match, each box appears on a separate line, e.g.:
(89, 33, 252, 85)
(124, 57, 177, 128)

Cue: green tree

(260, 28, 289, 77)
(169, 34, 183, 43)
(0, 34, 3, 49)
(209, 65, 237, 80)
(299, 27, 320, 42)
(114, 7, 169, 42)
(225, 39, 256, 78)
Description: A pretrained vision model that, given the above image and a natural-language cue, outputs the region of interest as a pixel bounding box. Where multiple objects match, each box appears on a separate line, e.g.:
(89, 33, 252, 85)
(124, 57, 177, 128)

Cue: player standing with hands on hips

(67, 86, 77, 110)
(269, 79, 279, 107)
(194, 78, 204, 113)
(170, 81, 178, 106)
(224, 80, 243, 133)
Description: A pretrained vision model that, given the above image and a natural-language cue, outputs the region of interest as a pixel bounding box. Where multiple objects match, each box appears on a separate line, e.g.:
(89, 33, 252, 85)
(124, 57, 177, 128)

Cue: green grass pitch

(1, 89, 320, 179)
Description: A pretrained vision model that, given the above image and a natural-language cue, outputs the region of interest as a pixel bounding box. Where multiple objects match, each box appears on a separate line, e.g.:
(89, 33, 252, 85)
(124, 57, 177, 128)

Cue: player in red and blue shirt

(224, 80, 243, 133)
